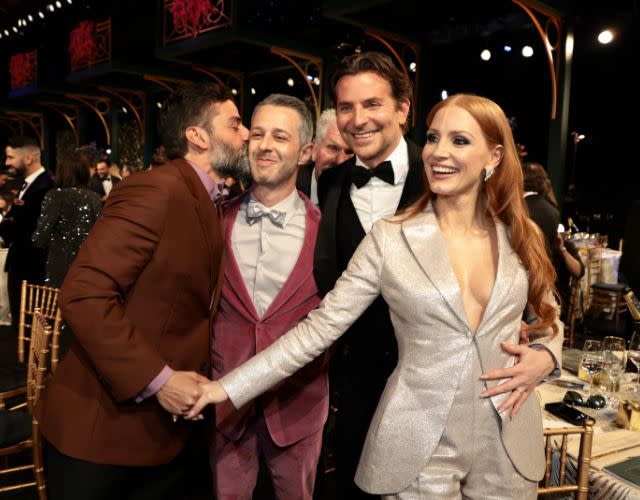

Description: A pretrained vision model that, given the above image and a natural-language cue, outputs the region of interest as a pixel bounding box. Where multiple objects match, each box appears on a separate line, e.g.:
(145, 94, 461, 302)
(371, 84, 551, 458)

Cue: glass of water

(580, 340, 604, 396)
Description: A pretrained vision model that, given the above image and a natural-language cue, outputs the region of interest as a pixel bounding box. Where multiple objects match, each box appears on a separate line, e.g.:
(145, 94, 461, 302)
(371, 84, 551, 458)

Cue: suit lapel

(475, 220, 519, 336)
(397, 139, 426, 212)
(174, 159, 220, 307)
(401, 203, 470, 330)
(222, 193, 261, 322)
(262, 195, 320, 321)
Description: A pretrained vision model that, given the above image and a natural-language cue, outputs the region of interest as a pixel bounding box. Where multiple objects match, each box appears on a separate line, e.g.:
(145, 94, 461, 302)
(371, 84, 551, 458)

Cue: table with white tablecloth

(0, 248, 11, 325)
(538, 369, 640, 499)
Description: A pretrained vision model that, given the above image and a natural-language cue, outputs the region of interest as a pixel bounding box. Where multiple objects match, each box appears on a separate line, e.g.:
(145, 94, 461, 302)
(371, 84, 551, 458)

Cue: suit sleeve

(32, 190, 60, 248)
(220, 219, 387, 409)
(59, 176, 170, 402)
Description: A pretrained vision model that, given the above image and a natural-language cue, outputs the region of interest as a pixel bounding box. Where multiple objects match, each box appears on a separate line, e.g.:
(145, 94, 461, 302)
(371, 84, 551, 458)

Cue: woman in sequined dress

(32, 152, 102, 287)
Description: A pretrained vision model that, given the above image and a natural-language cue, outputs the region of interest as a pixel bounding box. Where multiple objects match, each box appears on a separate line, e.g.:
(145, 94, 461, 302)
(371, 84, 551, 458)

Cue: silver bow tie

(246, 202, 286, 227)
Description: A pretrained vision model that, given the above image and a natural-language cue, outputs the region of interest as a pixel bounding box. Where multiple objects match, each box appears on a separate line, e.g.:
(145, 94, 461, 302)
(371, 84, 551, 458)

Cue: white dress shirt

(18, 167, 45, 199)
(309, 171, 319, 205)
(102, 177, 114, 196)
(231, 189, 306, 317)
(350, 137, 409, 233)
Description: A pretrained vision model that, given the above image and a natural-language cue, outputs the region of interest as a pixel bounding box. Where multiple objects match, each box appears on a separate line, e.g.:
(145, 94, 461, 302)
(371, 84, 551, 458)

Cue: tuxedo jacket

(219, 202, 563, 493)
(213, 191, 327, 447)
(0, 170, 54, 277)
(36, 159, 225, 466)
(295, 162, 315, 199)
(525, 194, 560, 254)
(89, 174, 120, 197)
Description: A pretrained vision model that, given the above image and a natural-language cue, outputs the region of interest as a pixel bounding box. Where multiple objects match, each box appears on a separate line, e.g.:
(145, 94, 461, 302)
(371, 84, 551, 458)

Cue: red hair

(405, 94, 558, 335)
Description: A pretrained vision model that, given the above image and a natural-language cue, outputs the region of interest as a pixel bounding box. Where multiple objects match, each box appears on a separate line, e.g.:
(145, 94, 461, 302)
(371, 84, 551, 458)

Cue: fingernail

(479, 375, 487, 380)
(480, 389, 488, 396)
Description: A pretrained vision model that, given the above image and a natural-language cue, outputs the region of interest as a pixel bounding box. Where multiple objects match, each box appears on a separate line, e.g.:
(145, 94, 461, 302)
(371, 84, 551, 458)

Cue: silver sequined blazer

(219, 202, 563, 494)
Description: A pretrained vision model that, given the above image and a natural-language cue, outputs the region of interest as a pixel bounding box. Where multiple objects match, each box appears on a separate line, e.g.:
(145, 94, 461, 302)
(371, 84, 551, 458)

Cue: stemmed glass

(627, 332, 640, 391)
(580, 340, 604, 396)
(602, 336, 627, 406)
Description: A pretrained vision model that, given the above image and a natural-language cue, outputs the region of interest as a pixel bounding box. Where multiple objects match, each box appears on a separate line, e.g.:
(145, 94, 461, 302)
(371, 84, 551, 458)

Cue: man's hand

(481, 342, 555, 419)
(155, 371, 209, 417)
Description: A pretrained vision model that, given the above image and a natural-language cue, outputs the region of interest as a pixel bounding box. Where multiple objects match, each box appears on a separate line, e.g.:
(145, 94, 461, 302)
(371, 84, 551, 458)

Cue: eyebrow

(428, 127, 475, 138)
(251, 126, 291, 137)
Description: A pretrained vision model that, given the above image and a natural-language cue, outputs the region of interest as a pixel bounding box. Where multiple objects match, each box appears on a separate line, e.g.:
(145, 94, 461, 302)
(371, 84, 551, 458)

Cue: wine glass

(627, 332, 640, 391)
(580, 340, 604, 396)
(602, 336, 627, 406)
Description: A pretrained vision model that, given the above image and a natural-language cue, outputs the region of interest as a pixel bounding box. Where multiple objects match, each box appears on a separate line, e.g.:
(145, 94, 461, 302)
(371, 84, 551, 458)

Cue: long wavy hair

(405, 94, 558, 335)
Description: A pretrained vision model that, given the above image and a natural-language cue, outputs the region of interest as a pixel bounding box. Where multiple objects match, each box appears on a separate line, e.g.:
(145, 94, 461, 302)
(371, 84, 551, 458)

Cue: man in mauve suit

(312, 52, 426, 499)
(36, 82, 248, 499)
(212, 94, 327, 499)
(296, 108, 353, 205)
(0, 135, 54, 326)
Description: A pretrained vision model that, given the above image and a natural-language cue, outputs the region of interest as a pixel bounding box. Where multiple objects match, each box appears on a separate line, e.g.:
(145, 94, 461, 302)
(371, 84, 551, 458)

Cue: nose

(240, 125, 249, 141)
(352, 105, 367, 128)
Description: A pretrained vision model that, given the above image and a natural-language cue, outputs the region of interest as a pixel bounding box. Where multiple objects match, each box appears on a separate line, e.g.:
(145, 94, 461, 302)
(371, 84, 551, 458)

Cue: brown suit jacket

(36, 159, 224, 466)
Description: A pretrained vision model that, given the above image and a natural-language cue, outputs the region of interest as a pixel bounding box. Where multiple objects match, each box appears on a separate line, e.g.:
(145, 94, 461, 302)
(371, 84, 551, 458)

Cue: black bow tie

(351, 161, 394, 189)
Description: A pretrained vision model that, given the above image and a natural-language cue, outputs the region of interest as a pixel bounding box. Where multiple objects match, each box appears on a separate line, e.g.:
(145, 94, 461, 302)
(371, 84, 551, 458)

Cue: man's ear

(185, 126, 209, 150)
(310, 141, 317, 162)
(298, 142, 314, 165)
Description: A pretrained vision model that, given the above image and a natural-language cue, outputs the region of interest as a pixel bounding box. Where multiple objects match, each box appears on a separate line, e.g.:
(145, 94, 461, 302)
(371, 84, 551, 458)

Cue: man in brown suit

(36, 82, 248, 499)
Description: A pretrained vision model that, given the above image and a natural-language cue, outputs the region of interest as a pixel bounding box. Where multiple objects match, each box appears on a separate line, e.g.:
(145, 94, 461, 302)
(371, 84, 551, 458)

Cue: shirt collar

(186, 161, 223, 202)
(354, 136, 408, 185)
(246, 188, 302, 228)
(523, 191, 538, 198)
(23, 167, 45, 187)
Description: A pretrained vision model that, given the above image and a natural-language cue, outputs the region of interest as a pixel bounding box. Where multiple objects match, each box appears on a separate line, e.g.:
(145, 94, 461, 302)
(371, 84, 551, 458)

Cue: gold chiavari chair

(564, 277, 582, 349)
(0, 309, 51, 499)
(538, 418, 595, 500)
(1, 282, 61, 411)
(19, 281, 62, 368)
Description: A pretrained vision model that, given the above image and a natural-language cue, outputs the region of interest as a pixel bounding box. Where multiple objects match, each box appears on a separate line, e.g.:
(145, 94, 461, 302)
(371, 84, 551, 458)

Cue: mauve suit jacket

(213, 191, 328, 447)
(219, 202, 563, 494)
(36, 159, 224, 466)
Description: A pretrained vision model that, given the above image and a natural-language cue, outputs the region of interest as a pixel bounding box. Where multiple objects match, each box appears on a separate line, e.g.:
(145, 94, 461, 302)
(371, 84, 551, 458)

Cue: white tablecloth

(0, 248, 10, 325)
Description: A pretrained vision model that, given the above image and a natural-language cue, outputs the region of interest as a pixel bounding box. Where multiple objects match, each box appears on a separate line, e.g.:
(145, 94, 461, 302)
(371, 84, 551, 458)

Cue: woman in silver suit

(188, 94, 563, 499)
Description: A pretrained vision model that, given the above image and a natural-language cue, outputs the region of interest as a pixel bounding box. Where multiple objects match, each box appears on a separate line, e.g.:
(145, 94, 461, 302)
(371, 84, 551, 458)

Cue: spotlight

(409, 62, 417, 72)
(28, 15, 34, 22)
(287, 78, 294, 87)
(3, 30, 9, 36)
(503, 45, 512, 52)
(156, 102, 162, 109)
(121, 106, 128, 113)
(441, 90, 448, 100)
(231, 88, 238, 95)
(47, 4, 55, 12)
(56, 1, 62, 7)
(38, 11, 45, 18)
(598, 30, 614, 44)
(306, 75, 313, 81)
(12, 26, 18, 33)
(521, 45, 534, 57)
(480, 49, 491, 61)
(313, 77, 320, 86)
(105, 148, 112, 155)
(250, 88, 256, 95)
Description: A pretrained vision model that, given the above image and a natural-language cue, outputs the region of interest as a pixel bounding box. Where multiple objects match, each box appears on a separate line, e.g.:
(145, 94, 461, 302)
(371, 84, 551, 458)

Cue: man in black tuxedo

(89, 157, 120, 200)
(297, 108, 353, 205)
(0, 136, 54, 326)
(313, 52, 426, 499)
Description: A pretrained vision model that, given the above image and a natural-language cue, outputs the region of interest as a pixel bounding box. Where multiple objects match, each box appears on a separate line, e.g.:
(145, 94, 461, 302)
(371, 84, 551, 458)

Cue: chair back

(564, 277, 582, 348)
(538, 418, 594, 499)
(26, 309, 52, 414)
(19, 281, 62, 367)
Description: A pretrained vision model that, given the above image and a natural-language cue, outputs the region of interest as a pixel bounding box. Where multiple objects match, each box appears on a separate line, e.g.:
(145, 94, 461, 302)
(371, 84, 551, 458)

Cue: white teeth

(353, 132, 374, 138)
(432, 166, 457, 174)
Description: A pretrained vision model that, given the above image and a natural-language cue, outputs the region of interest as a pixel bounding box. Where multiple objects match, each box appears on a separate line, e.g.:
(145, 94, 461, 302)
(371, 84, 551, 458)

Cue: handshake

(155, 370, 228, 422)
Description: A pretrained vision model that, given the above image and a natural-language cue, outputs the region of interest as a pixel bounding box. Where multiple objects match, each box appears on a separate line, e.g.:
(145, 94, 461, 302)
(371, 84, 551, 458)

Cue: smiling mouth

(351, 131, 377, 140)
(431, 165, 459, 175)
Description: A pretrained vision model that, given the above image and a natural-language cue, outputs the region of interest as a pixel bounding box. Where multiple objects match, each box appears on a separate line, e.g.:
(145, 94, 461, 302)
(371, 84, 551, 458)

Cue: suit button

(199, 362, 208, 373)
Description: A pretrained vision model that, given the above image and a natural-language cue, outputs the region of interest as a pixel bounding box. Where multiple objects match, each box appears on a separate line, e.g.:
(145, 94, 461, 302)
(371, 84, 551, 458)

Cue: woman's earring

(483, 166, 495, 182)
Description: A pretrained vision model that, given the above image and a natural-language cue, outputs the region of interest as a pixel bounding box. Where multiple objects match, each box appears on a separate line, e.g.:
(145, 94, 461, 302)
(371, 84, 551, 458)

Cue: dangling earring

(483, 166, 495, 182)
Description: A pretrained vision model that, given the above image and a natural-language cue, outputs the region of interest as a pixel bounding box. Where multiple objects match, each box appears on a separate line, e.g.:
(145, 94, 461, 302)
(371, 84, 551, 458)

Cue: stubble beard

(211, 140, 248, 179)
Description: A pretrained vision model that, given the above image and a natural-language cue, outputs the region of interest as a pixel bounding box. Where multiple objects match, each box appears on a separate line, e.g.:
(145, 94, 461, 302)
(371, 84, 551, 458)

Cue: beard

(210, 138, 248, 179)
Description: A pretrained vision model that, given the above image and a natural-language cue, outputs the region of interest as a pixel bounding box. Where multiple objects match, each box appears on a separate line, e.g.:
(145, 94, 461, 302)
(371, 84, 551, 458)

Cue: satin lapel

(401, 203, 470, 330)
(174, 160, 218, 304)
(475, 220, 519, 336)
(222, 193, 260, 322)
(262, 194, 320, 321)
(397, 139, 427, 211)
